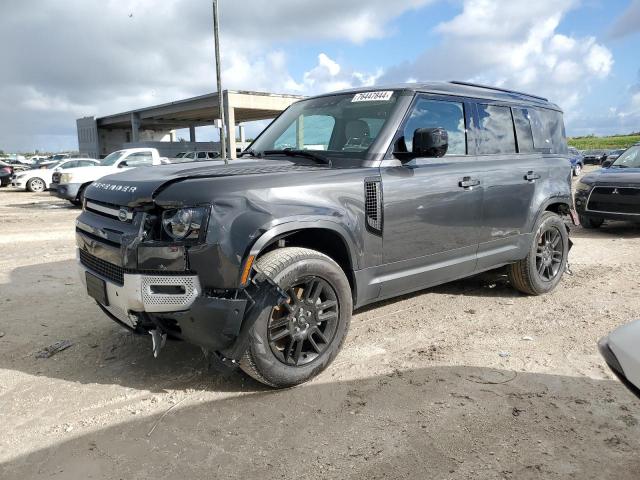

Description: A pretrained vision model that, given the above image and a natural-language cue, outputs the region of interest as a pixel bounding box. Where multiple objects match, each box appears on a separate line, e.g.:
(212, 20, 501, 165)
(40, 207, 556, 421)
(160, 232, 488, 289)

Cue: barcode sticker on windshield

(351, 91, 393, 102)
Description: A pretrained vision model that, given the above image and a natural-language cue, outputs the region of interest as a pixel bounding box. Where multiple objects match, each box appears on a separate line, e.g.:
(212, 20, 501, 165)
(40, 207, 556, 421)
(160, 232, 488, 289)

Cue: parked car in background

(51, 148, 168, 205)
(599, 319, 640, 400)
(12, 158, 100, 192)
(2, 159, 29, 172)
(568, 147, 584, 176)
(582, 149, 608, 165)
(574, 144, 640, 228)
(75, 82, 574, 387)
(28, 155, 49, 163)
(0, 161, 14, 187)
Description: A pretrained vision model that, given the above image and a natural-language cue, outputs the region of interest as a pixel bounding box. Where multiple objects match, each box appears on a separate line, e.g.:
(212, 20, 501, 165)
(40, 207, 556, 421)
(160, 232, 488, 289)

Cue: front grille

(80, 249, 124, 285)
(587, 186, 640, 215)
(80, 249, 195, 286)
(85, 199, 133, 222)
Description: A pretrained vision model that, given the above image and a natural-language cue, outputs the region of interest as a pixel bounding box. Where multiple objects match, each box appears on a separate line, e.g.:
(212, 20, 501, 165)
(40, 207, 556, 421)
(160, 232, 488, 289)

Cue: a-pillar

(223, 91, 236, 159)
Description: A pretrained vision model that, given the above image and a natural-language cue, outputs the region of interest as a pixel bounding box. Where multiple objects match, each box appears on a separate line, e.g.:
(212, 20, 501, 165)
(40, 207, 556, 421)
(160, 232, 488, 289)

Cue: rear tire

(240, 247, 352, 388)
(508, 211, 569, 295)
(579, 215, 603, 229)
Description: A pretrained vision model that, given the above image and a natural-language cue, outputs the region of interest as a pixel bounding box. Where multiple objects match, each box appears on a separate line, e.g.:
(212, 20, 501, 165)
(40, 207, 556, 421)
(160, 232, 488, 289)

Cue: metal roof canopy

(96, 90, 305, 129)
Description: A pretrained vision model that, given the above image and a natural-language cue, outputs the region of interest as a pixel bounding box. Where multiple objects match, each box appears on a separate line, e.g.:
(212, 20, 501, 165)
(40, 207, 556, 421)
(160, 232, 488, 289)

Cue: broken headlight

(161, 207, 207, 241)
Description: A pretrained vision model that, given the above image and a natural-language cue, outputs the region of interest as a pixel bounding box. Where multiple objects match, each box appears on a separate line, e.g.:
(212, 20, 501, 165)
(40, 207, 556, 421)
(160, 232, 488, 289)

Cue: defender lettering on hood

(93, 182, 138, 193)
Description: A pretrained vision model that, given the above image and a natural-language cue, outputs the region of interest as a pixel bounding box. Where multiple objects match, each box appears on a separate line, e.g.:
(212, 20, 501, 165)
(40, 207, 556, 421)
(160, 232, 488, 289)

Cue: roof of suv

(323, 81, 561, 111)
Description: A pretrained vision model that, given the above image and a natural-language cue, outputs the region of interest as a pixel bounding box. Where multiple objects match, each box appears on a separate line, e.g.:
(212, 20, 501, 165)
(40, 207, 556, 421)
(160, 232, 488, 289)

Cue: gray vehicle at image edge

(75, 81, 575, 387)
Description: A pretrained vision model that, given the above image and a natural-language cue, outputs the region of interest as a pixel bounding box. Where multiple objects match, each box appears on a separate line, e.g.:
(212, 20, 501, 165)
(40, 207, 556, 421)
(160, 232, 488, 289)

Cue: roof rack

(449, 81, 548, 102)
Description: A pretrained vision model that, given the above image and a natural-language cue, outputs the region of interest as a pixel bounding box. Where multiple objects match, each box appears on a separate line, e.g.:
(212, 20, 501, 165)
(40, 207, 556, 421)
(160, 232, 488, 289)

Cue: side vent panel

(364, 177, 383, 235)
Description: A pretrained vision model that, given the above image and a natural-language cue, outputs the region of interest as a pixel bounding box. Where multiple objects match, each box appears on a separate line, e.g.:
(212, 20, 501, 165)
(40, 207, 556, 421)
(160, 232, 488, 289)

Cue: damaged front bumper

(78, 252, 284, 359)
(77, 256, 248, 354)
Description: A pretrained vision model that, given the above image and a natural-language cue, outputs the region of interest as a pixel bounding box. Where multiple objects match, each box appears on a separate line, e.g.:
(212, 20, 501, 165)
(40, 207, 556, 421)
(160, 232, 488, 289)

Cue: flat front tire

(240, 247, 352, 388)
(508, 211, 569, 295)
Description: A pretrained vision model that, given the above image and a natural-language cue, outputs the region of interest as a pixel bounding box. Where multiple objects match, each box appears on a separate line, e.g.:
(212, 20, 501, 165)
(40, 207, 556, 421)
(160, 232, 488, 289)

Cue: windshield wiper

(263, 149, 332, 167)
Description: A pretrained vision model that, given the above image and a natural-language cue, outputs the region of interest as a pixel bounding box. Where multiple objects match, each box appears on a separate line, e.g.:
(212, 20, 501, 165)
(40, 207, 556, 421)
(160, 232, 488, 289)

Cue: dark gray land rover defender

(76, 82, 573, 387)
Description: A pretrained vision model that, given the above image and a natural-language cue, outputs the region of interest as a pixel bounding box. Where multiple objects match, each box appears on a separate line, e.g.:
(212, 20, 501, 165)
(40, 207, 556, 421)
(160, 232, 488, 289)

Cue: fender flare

(528, 195, 572, 233)
(247, 219, 360, 271)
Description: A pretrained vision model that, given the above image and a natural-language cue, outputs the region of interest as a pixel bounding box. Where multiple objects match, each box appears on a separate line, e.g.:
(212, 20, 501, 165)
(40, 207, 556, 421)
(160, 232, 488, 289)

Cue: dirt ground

(1, 167, 639, 479)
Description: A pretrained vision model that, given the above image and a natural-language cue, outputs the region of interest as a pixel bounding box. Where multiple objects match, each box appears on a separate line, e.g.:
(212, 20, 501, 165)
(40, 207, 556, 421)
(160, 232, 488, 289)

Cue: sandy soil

(1, 169, 639, 479)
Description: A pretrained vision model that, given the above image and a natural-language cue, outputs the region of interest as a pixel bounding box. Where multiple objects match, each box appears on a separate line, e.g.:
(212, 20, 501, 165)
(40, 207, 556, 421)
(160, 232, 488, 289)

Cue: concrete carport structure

(77, 90, 304, 159)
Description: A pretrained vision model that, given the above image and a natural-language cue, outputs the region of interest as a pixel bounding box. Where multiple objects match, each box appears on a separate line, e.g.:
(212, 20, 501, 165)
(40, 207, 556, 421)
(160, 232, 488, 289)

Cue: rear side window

(197, 152, 207, 159)
(476, 105, 516, 154)
(403, 98, 467, 155)
(511, 108, 535, 153)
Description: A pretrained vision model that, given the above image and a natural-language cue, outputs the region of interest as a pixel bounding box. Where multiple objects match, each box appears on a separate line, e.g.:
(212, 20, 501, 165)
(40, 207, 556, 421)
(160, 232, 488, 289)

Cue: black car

(0, 161, 14, 187)
(582, 149, 608, 165)
(575, 144, 640, 228)
(75, 81, 574, 387)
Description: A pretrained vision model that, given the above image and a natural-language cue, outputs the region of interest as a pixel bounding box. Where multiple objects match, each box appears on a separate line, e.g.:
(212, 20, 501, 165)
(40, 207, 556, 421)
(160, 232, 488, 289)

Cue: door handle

(525, 171, 541, 181)
(459, 177, 480, 189)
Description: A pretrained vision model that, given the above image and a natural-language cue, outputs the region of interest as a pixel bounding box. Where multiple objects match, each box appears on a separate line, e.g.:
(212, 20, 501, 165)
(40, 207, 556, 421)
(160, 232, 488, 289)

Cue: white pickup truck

(51, 148, 169, 205)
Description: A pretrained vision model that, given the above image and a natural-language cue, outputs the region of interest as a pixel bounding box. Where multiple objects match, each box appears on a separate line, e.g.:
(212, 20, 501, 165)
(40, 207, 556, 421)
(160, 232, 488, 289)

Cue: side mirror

(413, 127, 448, 158)
(602, 159, 613, 168)
(393, 127, 449, 163)
(118, 161, 128, 168)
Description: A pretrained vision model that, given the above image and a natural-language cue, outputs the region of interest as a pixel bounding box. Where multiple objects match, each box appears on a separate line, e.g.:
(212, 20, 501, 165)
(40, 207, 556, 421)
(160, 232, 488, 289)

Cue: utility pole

(212, 0, 228, 164)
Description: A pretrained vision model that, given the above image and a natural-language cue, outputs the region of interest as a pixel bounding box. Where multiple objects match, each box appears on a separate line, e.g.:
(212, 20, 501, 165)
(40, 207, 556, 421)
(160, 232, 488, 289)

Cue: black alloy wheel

(267, 276, 339, 367)
(535, 227, 564, 282)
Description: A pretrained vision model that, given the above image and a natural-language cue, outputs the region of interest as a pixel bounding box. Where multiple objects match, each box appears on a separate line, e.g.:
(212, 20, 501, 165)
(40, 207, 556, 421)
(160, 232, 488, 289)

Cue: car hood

(582, 167, 640, 186)
(84, 159, 325, 207)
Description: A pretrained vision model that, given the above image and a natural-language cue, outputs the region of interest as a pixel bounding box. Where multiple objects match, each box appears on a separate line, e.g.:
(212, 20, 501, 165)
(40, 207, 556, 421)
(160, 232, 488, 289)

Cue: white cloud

(0, 0, 431, 151)
(382, 0, 613, 126)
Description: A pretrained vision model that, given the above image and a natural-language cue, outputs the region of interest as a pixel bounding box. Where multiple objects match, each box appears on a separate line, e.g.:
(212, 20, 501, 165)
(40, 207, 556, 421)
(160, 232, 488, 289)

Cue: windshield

(611, 146, 640, 169)
(248, 91, 400, 161)
(100, 150, 126, 166)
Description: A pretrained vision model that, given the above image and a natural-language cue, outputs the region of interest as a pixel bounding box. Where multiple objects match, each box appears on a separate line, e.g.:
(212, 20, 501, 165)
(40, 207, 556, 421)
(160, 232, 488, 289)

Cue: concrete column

(130, 113, 140, 142)
(296, 115, 304, 149)
(239, 125, 246, 144)
(223, 91, 236, 159)
(189, 126, 196, 142)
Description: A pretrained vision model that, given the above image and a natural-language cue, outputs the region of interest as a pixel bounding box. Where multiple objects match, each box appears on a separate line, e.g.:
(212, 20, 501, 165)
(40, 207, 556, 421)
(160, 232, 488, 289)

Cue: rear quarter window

(529, 108, 567, 154)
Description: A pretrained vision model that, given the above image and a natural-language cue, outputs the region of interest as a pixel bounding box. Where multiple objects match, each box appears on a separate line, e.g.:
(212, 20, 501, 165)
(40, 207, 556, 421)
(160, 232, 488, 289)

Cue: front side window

(101, 151, 126, 166)
(402, 98, 466, 155)
(249, 91, 401, 161)
(477, 105, 516, 154)
(61, 161, 77, 169)
(197, 152, 207, 159)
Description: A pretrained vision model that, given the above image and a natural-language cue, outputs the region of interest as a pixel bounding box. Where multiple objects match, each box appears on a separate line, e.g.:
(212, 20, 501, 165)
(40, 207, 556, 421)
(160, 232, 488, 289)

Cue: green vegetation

(568, 133, 640, 150)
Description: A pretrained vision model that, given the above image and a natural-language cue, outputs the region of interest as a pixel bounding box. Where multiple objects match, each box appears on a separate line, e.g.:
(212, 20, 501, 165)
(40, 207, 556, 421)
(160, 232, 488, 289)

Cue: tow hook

(149, 329, 167, 358)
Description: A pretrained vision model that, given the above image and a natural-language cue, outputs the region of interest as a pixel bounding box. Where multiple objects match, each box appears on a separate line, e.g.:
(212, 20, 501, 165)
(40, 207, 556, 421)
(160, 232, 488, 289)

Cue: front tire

(26, 177, 46, 192)
(240, 247, 352, 388)
(579, 215, 603, 229)
(508, 211, 569, 295)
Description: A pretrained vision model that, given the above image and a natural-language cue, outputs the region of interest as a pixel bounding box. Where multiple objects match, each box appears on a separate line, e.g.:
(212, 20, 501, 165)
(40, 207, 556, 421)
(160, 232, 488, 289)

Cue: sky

(0, 0, 639, 152)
